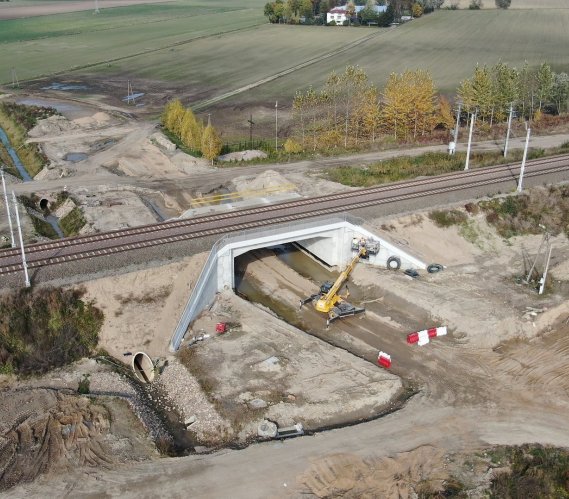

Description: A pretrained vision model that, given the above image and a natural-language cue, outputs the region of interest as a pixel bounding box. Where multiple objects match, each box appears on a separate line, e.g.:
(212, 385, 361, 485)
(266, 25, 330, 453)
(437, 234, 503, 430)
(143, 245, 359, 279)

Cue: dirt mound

(73, 112, 111, 127)
(0, 390, 114, 491)
(28, 115, 78, 138)
(231, 169, 291, 192)
(299, 447, 448, 498)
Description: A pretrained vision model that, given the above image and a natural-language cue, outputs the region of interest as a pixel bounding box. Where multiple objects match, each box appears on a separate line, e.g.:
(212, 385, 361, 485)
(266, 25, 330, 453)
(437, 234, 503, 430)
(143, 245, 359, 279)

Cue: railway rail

(1, 154, 568, 276)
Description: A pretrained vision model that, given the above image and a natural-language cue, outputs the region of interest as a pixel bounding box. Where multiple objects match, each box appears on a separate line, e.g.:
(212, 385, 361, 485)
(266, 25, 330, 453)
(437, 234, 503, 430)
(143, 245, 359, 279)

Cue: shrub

(0, 287, 103, 375)
(429, 209, 468, 228)
(490, 445, 569, 498)
(284, 138, 303, 154)
(78, 373, 91, 394)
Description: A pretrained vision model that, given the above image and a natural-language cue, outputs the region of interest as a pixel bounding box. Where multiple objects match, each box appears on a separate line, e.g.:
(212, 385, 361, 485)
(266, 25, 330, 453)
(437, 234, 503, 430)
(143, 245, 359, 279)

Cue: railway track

(1, 154, 568, 276)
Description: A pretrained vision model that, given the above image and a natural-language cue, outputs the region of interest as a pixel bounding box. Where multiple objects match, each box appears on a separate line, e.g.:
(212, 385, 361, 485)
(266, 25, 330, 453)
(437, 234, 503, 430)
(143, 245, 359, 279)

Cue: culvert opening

(132, 351, 155, 383)
(39, 198, 49, 211)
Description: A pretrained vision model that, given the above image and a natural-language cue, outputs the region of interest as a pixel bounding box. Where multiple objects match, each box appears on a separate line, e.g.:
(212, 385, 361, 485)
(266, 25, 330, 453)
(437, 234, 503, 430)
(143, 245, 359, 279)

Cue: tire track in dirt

(490, 326, 569, 397)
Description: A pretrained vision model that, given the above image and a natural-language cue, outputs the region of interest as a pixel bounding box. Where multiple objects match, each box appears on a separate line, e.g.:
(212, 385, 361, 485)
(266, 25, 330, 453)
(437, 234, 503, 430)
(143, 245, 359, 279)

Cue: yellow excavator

(300, 241, 373, 326)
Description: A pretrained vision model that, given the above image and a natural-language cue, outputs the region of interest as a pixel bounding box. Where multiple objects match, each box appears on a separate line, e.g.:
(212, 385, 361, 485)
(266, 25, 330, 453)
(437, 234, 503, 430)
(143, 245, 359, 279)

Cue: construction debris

(257, 420, 278, 439)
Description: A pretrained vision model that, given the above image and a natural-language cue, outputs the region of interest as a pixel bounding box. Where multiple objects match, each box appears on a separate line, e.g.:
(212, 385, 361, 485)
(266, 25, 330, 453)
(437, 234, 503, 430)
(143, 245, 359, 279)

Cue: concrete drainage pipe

(132, 352, 155, 383)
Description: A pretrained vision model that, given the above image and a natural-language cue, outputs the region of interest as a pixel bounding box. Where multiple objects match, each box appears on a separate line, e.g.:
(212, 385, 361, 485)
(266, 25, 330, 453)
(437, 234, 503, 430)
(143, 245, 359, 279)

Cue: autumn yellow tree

(201, 118, 222, 165)
(180, 108, 203, 152)
(382, 70, 437, 141)
(437, 96, 455, 131)
(162, 99, 185, 135)
(351, 85, 381, 144)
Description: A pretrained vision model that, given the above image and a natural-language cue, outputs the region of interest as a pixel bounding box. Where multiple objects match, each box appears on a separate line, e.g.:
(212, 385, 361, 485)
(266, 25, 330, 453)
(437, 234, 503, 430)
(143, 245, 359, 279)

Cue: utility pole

(94, 0, 100, 14)
(539, 244, 553, 295)
(504, 103, 514, 158)
(11, 68, 19, 89)
(1, 169, 15, 248)
(517, 124, 531, 193)
(464, 111, 476, 171)
(247, 114, 255, 148)
(12, 192, 30, 288)
(275, 101, 278, 150)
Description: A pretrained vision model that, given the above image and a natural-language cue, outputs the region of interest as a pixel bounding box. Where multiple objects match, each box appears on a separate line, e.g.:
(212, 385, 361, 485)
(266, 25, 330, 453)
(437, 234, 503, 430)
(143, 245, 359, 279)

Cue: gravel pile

(89, 370, 171, 443)
(154, 358, 231, 444)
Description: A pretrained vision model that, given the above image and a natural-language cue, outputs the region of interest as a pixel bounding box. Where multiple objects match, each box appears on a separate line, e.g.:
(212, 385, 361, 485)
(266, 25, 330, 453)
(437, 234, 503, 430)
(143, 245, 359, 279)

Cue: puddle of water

(64, 152, 88, 163)
(122, 92, 145, 102)
(0, 126, 32, 182)
(41, 82, 89, 91)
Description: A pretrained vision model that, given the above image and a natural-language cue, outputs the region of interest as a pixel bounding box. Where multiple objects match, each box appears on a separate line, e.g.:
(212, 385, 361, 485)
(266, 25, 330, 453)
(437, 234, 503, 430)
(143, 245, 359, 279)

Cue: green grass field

(1, 2, 568, 109)
(446, 0, 569, 8)
(244, 8, 569, 101)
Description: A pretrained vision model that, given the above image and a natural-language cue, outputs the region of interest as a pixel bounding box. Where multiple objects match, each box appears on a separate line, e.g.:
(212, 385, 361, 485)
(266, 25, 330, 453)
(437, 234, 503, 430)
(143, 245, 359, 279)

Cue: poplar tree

(340, 65, 368, 146)
(360, 86, 381, 142)
(382, 72, 413, 140)
(180, 108, 203, 152)
(552, 73, 569, 114)
(536, 62, 554, 111)
(437, 96, 455, 131)
(201, 118, 222, 165)
(458, 65, 494, 123)
(491, 62, 519, 122)
(162, 99, 185, 135)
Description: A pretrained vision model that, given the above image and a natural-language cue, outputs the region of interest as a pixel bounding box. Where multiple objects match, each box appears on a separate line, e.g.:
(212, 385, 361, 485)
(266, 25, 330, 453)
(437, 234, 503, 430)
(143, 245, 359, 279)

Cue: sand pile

(28, 115, 78, 138)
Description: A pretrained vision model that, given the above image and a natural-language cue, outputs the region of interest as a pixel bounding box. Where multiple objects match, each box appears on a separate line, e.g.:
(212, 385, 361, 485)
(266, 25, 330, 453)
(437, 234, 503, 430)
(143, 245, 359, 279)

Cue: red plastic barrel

(407, 332, 419, 344)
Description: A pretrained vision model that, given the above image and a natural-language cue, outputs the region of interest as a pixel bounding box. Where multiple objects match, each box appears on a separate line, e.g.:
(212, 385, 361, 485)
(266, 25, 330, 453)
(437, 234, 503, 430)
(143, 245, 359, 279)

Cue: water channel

(0, 125, 66, 238)
(0, 126, 32, 181)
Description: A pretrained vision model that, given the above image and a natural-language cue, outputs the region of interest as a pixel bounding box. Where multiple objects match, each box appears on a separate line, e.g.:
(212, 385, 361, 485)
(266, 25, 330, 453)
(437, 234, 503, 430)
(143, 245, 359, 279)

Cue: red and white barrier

(377, 351, 392, 369)
(407, 326, 447, 346)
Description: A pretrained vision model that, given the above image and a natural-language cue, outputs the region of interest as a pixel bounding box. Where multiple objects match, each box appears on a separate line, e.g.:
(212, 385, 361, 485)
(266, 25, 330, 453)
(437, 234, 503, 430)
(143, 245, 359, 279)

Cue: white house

(326, 4, 387, 25)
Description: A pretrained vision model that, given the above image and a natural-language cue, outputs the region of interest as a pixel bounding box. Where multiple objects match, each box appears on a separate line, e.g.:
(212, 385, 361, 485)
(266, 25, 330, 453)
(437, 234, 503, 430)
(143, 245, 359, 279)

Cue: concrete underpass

(170, 214, 426, 351)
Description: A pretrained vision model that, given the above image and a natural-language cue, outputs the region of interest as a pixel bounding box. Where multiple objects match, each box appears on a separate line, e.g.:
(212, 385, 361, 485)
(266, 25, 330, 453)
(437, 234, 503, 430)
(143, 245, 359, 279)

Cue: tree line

(263, 0, 445, 25)
(458, 62, 569, 123)
(287, 65, 449, 152)
(161, 99, 222, 163)
(286, 61, 569, 152)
